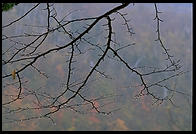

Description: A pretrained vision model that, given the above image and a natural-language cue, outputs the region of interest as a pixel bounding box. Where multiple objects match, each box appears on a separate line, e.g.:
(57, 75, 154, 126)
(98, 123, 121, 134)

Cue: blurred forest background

(2, 3, 192, 131)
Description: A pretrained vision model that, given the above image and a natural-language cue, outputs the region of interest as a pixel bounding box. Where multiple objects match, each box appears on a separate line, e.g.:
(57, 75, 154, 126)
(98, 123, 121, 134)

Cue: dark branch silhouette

(2, 3, 190, 125)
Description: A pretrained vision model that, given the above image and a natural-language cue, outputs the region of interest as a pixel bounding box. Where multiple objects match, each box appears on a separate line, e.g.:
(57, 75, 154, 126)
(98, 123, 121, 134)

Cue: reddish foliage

(89, 115, 100, 124)
(94, 101, 99, 108)
(56, 111, 64, 121)
(132, 83, 150, 112)
(56, 64, 64, 78)
(141, 96, 150, 112)
(90, 100, 100, 113)
(115, 118, 129, 130)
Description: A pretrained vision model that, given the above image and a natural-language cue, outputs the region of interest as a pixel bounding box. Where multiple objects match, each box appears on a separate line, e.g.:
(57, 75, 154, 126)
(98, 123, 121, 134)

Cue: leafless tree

(2, 3, 190, 124)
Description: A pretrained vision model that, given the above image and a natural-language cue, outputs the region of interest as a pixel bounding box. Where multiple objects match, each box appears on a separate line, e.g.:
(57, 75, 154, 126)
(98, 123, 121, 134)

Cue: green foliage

(2, 3, 19, 12)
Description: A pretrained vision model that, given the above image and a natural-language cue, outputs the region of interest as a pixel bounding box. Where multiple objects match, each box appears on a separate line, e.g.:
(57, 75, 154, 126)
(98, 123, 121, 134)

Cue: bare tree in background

(2, 3, 190, 124)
